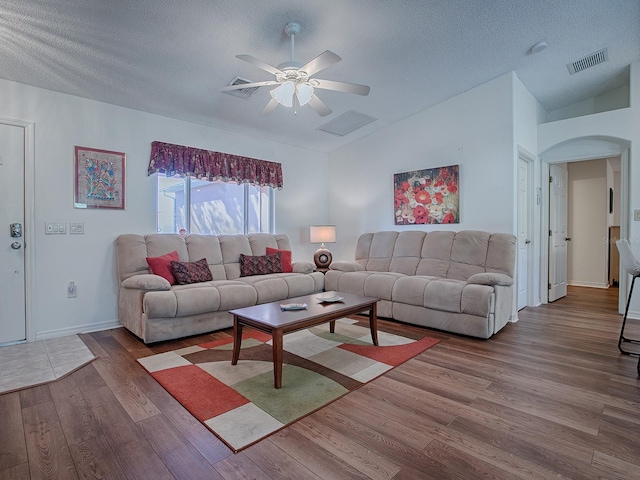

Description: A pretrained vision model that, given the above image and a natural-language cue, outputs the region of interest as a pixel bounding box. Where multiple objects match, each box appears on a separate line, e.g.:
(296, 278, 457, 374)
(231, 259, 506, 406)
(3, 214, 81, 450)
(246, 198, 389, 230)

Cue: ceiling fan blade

(260, 98, 279, 115)
(221, 80, 279, 91)
(236, 55, 283, 75)
(307, 94, 332, 117)
(313, 79, 370, 96)
(300, 50, 341, 76)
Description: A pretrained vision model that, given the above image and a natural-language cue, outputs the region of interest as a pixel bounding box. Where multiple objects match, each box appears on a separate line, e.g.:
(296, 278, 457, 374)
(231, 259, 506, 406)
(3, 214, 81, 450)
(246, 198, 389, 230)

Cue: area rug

(137, 317, 439, 452)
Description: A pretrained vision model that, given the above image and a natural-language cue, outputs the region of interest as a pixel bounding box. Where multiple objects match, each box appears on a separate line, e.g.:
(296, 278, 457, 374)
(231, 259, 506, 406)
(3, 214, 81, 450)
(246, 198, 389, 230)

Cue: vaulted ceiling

(0, 1, 638, 153)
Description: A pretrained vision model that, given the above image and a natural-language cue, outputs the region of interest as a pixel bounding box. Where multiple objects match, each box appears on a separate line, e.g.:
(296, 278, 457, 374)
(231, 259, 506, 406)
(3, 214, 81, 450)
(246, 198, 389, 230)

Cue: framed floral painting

(74, 146, 126, 209)
(394, 164, 459, 225)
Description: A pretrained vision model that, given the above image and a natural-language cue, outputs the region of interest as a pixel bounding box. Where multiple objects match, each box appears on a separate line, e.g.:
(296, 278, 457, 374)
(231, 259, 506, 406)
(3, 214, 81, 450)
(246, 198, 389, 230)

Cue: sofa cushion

(122, 274, 171, 291)
(146, 250, 179, 284)
(266, 247, 292, 272)
(392, 276, 438, 306)
(467, 272, 513, 286)
(239, 252, 283, 276)
(292, 262, 315, 274)
(423, 279, 465, 313)
(329, 261, 365, 272)
(170, 258, 214, 285)
(328, 271, 403, 301)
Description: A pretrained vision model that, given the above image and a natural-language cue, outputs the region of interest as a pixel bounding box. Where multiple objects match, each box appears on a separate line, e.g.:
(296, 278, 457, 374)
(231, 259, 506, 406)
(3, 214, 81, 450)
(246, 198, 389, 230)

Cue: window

(157, 174, 274, 235)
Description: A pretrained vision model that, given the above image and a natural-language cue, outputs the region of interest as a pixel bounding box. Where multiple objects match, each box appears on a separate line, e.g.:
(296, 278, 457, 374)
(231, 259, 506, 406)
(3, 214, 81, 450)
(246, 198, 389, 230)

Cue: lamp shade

(270, 81, 295, 107)
(296, 83, 314, 106)
(310, 225, 336, 244)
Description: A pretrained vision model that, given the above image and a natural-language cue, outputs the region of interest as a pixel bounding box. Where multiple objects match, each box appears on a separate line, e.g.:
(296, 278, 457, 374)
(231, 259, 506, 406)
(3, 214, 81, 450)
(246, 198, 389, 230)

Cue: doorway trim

(0, 117, 36, 342)
(539, 136, 629, 310)
(517, 145, 536, 312)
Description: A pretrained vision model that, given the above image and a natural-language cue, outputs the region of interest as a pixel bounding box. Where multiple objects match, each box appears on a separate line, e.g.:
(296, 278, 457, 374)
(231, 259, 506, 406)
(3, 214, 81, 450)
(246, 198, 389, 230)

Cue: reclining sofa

(325, 230, 516, 339)
(116, 233, 324, 343)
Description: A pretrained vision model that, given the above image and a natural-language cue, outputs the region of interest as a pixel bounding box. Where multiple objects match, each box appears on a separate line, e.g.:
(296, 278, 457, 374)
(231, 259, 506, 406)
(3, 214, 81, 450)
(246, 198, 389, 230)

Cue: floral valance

(148, 141, 283, 190)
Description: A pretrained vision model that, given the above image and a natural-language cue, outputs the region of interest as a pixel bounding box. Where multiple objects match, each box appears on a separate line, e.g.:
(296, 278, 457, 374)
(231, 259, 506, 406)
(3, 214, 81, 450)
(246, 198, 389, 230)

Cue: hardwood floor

(1, 286, 639, 479)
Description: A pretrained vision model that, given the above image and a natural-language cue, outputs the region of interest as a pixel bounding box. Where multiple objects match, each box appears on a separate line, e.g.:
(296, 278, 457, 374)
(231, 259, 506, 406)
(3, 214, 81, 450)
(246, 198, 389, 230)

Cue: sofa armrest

(121, 274, 171, 291)
(292, 261, 315, 274)
(466, 272, 513, 287)
(329, 261, 365, 272)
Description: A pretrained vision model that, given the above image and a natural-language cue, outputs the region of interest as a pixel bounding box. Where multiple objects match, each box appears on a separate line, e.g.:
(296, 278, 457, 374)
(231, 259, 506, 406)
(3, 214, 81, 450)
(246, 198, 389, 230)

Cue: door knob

(565, 237, 572, 241)
(11, 242, 21, 249)
(525, 240, 531, 244)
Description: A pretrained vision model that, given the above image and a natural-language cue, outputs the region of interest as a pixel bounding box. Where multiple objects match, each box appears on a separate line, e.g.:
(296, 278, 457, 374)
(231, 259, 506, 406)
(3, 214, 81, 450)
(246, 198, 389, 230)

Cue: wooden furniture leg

(369, 303, 379, 346)
(272, 328, 284, 388)
(231, 317, 243, 365)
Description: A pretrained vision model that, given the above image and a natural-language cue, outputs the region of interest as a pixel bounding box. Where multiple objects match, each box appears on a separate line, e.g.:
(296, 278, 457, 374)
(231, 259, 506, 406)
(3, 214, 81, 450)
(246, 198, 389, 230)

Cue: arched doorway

(539, 136, 630, 313)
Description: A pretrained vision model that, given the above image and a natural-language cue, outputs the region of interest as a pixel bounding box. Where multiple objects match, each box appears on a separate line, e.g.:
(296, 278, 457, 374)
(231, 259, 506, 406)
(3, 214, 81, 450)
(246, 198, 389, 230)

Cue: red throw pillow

(146, 251, 179, 285)
(266, 247, 293, 273)
(170, 258, 213, 285)
(240, 252, 283, 277)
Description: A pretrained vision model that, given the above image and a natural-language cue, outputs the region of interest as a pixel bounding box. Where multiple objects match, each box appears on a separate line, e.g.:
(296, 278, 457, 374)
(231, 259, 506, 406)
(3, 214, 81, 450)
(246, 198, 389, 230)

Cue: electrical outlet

(67, 281, 77, 298)
(45, 222, 66, 234)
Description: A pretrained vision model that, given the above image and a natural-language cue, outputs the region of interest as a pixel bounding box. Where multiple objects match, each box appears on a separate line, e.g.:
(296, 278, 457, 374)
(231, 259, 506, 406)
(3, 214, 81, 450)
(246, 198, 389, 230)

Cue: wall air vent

(222, 77, 259, 99)
(317, 110, 377, 136)
(567, 48, 609, 75)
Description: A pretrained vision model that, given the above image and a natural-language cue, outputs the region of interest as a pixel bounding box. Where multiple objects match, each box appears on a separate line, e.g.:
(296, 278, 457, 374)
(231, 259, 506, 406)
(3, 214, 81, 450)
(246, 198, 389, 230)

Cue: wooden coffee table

(230, 291, 380, 388)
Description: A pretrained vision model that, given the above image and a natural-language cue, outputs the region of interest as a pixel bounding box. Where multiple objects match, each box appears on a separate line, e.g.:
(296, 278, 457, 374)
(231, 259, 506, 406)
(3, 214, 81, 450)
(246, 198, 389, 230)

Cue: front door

(549, 164, 568, 302)
(0, 123, 26, 344)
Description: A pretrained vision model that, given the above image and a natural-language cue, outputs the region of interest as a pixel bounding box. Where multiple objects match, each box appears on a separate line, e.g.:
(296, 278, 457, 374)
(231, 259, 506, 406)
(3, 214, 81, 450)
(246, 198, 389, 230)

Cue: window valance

(148, 141, 284, 190)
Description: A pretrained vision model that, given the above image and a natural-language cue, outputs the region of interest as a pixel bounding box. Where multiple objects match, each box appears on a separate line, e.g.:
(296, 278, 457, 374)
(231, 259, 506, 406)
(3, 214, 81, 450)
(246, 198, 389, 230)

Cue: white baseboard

(625, 310, 640, 321)
(568, 281, 610, 289)
(35, 319, 121, 341)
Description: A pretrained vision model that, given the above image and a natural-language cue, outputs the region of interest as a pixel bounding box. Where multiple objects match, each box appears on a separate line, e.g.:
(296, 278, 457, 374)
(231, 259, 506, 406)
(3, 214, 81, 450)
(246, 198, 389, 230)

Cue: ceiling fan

(221, 22, 370, 117)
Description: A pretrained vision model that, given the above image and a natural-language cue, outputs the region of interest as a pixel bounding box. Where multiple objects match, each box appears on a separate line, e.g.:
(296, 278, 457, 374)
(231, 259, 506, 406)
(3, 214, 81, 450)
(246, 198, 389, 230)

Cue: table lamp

(310, 225, 336, 269)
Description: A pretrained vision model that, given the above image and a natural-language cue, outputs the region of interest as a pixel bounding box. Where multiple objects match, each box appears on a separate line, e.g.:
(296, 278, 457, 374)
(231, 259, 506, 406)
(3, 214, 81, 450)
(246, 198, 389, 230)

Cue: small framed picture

(74, 146, 125, 209)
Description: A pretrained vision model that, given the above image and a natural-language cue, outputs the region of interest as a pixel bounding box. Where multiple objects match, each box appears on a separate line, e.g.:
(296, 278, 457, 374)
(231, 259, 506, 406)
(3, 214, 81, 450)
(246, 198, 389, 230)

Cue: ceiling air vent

(222, 77, 259, 99)
(567, 48, 609, 75)
(317, 110, 377, 136)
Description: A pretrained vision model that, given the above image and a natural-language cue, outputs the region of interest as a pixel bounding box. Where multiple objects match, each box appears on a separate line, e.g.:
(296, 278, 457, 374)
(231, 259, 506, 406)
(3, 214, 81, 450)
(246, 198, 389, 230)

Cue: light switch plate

(70, 222, 84, 234)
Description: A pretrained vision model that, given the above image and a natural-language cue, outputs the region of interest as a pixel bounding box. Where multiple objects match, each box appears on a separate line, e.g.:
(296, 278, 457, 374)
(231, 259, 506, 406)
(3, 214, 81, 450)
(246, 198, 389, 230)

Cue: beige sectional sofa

(325, 230, 516, 339)
(116, 233, 324, 343)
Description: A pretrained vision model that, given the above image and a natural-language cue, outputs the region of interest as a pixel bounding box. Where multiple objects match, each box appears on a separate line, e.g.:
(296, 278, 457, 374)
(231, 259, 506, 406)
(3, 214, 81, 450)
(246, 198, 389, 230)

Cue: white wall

(0, 79, 328, 340)
(327, 73, 517, 261)
(545, 84, 630, 123)
(567, 160, 608, 288)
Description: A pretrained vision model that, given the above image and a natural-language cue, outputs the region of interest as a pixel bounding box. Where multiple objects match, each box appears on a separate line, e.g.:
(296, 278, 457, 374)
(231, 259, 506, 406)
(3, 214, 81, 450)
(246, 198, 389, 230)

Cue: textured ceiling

(0, 0, 638, 153)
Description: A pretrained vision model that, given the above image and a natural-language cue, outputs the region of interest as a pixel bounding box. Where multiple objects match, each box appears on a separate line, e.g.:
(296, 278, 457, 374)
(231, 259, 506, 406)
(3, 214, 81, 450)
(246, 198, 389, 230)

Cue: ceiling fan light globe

(296, 83, 314, 106)
(270, 81, 295, 107)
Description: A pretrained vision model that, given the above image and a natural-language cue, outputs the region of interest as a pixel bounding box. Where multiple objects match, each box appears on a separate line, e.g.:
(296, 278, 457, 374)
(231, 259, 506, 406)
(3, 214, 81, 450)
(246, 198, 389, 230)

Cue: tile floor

(0, 335, 95, 394)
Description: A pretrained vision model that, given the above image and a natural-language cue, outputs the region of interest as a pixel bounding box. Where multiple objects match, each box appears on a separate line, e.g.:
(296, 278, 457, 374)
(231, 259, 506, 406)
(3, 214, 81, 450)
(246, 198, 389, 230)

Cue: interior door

(549, 164, 568, 302)
(0, 123, 26, 344)
(517, 157, 530, 310)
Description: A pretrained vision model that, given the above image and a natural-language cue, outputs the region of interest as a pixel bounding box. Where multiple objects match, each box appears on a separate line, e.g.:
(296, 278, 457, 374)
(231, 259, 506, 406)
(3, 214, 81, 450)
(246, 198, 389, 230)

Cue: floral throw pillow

(170, 258, 213, 285)
(239, 252, 283, 277)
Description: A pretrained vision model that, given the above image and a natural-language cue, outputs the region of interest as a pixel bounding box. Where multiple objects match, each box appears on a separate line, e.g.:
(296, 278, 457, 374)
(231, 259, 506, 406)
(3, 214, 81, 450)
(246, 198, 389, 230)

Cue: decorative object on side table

(310, 225, 336, 269)
(74, 146, 126, 209)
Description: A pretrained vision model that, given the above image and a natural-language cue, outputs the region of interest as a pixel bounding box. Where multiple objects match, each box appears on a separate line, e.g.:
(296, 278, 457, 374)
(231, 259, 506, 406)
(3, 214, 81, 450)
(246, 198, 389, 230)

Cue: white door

(549, 164, 568, 302)
(517, 157, 530, 310)
(0, 123, 26, 344)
